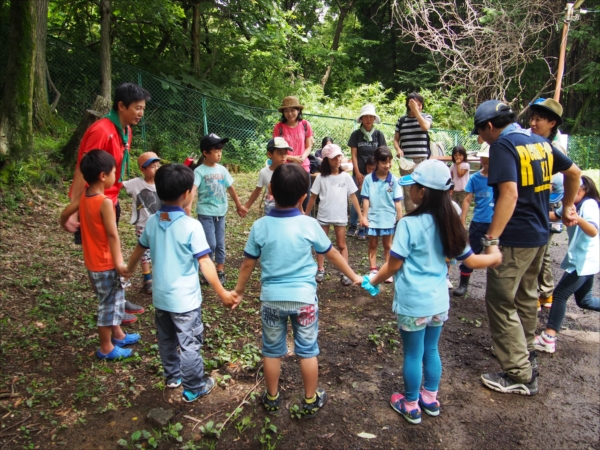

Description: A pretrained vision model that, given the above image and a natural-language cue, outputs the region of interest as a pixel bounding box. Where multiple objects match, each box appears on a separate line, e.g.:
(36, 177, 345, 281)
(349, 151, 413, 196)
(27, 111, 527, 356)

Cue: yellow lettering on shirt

(515, 146, 534, 186)
(516, 142, 554, 187)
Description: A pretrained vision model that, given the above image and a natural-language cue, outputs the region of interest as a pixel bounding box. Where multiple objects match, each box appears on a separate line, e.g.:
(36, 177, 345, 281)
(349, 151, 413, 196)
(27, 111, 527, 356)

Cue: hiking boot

(534, 332, 556, 354)
(418, 392, 440, 417)
(217, 271, 226, 285)
(481, 370, 538, 396)
(346, 225, 357, 237)
(390, 393, 421, 424)
(541, 295, 553, 308)
(315, 269, 325, 283)
(261, 391, 281, 415)
(301, 388, 328, 418)
(121, 313, 138, 325)
(182, 377, 215, 403)
(125, 300, 145, 314)
(453, 273, 470, 297)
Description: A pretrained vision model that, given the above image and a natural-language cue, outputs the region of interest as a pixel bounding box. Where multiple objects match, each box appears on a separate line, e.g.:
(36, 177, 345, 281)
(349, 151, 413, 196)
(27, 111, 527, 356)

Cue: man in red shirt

(63, 82, 151, 319)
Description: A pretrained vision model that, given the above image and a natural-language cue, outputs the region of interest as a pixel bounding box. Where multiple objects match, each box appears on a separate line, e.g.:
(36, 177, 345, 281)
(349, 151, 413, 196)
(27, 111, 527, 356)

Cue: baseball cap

(472, 100, 513, 135)
(529, 98, 563, 125)
(267, 137, 292, 151)
(399, 159, 453, 191)
(200, 133, 229, 151)
(138, 151, 161, 168)
(321, 144, 343, 159)
(549, 173, 564, 203)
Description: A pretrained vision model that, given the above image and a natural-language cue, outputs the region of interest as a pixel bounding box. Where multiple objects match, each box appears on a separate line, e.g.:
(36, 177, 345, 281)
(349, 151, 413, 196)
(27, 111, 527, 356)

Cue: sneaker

(166, 377, 182, 389)
(125, 300, 145, 314)
(357, 228, 367, 240)
(534, 332, 556, 354)
(182, 377, 216, 403)
(316, 269, 325, 283)
(390, 393, 421, 424)
(143, 279, 152, 295)
(346, 225, 357, 237)
(217, 271, 226, 285)
(418, 393, 440, 417)
(341, 275, 352, 286)
(370, 268, 378, 276)
(301, 388, 328, 418)
(541, 295, 553, 308)
(481, 370, 538, 396)
(261, 391, 281, 415)
(121, 313, 138, 325)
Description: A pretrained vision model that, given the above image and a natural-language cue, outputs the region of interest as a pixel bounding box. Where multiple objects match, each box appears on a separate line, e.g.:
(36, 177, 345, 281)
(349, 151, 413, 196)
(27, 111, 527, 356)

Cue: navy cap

(200, 133, 229, 151)
(472, 100, 513, 135)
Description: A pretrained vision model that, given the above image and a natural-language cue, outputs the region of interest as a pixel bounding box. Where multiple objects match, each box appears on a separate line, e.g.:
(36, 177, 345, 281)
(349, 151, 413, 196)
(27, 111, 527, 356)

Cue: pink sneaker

(534, 332, 556, 353)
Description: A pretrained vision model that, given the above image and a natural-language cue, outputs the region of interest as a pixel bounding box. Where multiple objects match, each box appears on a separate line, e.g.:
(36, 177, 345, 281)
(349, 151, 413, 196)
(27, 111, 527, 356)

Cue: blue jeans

(155, 307, 208, 391)
(261, 301, 319, 358)
(197, 215, 226, 265)
(459, 221, 489, 274)
(399, 325, 443, 402)
(546, 271, 600, 333)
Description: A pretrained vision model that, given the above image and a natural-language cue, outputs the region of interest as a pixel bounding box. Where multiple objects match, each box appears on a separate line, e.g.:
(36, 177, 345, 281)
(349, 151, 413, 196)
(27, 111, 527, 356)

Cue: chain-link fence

(0, 29, 598, 170)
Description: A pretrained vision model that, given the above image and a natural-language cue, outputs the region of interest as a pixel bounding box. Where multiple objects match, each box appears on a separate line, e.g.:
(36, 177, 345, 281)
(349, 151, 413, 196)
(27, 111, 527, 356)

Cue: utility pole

(554, 0, 585, 102)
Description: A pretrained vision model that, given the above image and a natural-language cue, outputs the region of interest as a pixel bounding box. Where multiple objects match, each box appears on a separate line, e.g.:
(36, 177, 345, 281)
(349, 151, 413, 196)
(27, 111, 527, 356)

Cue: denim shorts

(88, 269, 125, 327)
(396, 311, 448, 332)
(261, 301, 319, 358)
(367, 228, 394, 237)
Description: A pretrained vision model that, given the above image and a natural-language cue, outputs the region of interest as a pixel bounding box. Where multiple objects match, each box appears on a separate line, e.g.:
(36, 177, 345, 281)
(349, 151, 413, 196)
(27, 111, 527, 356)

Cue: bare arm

(370, 255, 403, 286)
(350, 193, 367, 227)
(461, 193, 473, 227)
(486, 181, 518, 238)
(305, 193, 317, 216)
(127, 244, 148, 274)
(228, 185, 247, 217)
(60, 200, 81, 230)
(560, 163, 582, 227)
(393, 132, 403, 157)
(463, 245, 502, 269)
(62, 168, 86, 232)
(324, 247, 362, 284)
(456, 163, 469, 178)
(198, 254, 239, 309)
(245, 187, 263, 211)
(409, 99, 431, 131)
(100, 198, 127, 276)
(302, 135, 314, 159)
(351, 147, 364, 186)
(395, 200, 403, 222)
(575, 213, 599, 238)
(186, 185, 198, 216)
(234, 257, 258, 296)
(362, 198, 370, 227)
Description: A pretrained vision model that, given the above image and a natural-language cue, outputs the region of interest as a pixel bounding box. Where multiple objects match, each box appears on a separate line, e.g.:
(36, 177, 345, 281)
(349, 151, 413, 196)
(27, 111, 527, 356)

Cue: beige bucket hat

(278, 96, 304, 112)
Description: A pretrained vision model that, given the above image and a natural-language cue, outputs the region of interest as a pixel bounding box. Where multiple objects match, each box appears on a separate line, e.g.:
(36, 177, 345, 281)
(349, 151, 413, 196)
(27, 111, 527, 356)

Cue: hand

(397, 149, 404, 157)
(230, 291, 242, 309)
(360, 217, 369, 228)
(408, 98, 419, 115)
(352, 275, 363, 285)
(355, 172, 364, 187)
(236, 205, 248, 218)
(62, 212, 80, 233)
(116, 264, 131, 278)
(561, 205, 578, 227)
(485, 245, 502, 268)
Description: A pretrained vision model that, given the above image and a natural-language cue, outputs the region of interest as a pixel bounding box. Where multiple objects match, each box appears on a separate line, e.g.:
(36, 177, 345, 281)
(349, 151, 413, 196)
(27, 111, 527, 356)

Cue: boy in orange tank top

(60, 150, 140, 360)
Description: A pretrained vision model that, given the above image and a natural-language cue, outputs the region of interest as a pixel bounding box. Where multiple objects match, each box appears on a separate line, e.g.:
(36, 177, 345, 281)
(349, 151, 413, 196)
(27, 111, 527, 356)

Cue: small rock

(192, 434, 202, 442)
(147, 408, 174, 427)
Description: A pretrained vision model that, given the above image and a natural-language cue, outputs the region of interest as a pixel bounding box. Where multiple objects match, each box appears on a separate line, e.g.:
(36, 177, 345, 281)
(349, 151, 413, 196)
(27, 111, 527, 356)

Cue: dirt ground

(1, 174, 599, 450)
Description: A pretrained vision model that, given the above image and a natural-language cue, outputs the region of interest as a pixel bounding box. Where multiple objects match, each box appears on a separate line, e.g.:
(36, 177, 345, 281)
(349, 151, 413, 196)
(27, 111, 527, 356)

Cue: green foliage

(255, 417, 282, 450)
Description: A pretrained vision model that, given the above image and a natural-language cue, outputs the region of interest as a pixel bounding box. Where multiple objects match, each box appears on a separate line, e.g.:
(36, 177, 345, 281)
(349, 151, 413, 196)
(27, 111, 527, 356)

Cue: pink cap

(321, 144, 343, 160)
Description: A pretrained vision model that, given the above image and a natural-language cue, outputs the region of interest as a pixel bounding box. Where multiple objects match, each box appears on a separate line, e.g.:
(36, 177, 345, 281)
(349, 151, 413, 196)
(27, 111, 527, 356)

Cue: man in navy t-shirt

(472, 100, 581, 396)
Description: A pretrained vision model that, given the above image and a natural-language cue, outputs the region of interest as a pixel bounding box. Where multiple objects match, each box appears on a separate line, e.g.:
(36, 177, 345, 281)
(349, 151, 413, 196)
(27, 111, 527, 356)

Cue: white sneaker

(534, 333, 556, 354)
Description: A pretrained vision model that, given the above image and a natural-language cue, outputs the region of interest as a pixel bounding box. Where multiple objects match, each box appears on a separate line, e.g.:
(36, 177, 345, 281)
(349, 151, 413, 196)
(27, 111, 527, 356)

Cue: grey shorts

(317, 220, 348, 227)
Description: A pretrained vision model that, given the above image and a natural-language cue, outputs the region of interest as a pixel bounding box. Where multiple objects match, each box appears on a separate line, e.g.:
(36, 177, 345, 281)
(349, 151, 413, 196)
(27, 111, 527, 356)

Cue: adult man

(63, 82, 151, 318)
(473, 100, 580, 395)
(393, 92, 432, 213)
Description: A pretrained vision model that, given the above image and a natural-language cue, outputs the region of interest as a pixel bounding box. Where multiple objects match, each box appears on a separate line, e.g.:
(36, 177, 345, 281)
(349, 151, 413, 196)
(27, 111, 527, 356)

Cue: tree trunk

(100, 0, 111, 99)
(0, 0, 37, 158)
(320, 1, 354, 89)
(33, 0, 53, 132)
(191, 2, 201, 76)
(60, 96, 112, 168)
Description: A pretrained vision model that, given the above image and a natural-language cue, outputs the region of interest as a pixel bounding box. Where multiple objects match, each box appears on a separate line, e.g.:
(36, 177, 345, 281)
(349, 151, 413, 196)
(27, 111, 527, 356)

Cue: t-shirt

(487, 125, 573, 247)
(243, 208, 332, 303)
(122, 177, 162, 227)
(347, 129, 387, 176)
(256, 166, 276, 214)
(273, 120, 314, 173)
(80, 192, 114, 272)
(390, 214, 472, 317)
(450, 162, 470, 191)
(311, 172, 358, 223)
(361, 172, 403, 229)
(394, 114, 433, 159)
(193, 164, 234, 217)
(139, 205, 211, 313)
(465, 171, 494, 224)
(557, 198, 599, 276)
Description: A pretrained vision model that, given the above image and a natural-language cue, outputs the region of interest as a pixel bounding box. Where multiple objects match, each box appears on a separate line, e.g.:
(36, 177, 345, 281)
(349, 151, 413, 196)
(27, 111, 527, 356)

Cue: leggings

(400, 326, 443, 402)
(546, 271, 600, 333)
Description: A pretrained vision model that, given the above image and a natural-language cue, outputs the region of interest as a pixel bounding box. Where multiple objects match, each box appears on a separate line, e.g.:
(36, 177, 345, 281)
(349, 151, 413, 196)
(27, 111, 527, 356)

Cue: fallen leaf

(357, 432, 377, 439)
(320, 432, 335, 438)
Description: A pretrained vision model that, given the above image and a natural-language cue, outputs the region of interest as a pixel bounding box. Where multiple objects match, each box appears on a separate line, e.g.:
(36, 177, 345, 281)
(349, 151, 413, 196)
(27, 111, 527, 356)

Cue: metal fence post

(137, 71, 147, 151)
(202, 95, 208, 136)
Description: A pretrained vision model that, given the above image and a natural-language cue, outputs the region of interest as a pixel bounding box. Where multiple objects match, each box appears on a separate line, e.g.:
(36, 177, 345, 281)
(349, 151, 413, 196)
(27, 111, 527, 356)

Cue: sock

(267, 391, 279, 401)
(143, 272, 152, 281)
(421, 389, 438, 405)
(405, 399, 420, 412)
(304, 394, 317, 404)
(542, 331, 556, 341)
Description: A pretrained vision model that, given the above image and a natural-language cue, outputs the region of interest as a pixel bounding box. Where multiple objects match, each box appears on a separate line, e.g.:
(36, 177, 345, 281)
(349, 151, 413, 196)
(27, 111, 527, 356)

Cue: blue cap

(399, 160, 453, 191)
(472, 100, 513, 135)
(549, 173, 564, 204)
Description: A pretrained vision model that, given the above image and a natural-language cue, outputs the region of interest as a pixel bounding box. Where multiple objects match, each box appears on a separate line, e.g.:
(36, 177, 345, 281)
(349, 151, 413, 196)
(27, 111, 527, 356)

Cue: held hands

(236, 204, 248, 218)
(116, 263, 133, 279)
(561, 205, 579, 227)
(355, 172, 364, 187)
(62, 213, 80, 233)
(221, 291, 242, 309)
(360, 217, 369, 228)
(485, 245, 502, 268)
(352, 275, 363, 286)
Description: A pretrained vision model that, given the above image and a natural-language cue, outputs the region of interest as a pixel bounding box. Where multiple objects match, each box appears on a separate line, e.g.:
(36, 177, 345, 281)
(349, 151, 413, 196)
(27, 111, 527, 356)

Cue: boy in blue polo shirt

(127, 164, 240, 403)
(233, 164, 362, 418)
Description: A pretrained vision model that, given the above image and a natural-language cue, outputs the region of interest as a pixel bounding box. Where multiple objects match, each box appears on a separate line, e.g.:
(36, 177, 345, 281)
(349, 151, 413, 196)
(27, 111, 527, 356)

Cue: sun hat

(278, 96, 304, 112)
(476, 143, 490, 158)
(529, 98, 563, 125)
(399, 159, 453, 191)
(356, 104, 381, 124)
(267, 137, 292, 151)
(321, 144, 343, 159)
(138, 151, 161, 168)
(200, 133, 229, 151)
(472, 100, 513, 135)
(549, 173, 564, 203)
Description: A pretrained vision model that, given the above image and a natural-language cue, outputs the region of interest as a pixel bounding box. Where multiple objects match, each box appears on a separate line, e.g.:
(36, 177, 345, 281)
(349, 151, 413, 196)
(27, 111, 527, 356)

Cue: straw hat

(278, 96, 304, 112)
(356, 104, 381, 124)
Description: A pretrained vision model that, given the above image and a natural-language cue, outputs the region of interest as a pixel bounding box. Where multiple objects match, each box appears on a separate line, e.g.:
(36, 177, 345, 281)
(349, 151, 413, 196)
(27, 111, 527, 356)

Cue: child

(60, 150, 140, 360)
(305, 144, 366, 286)
(122, 152, 162, 294)
(233, 164, 362, 418)
(365, 160, 501, 424)
(361, 146, 403, 283)
(454, 144, 494, 296)
(189, 133, 248, 285)
(245, 137, 292, 215)
(449, 145, 470, 206)
(534, 176, 600, 354)
(127, 164, 240, 402)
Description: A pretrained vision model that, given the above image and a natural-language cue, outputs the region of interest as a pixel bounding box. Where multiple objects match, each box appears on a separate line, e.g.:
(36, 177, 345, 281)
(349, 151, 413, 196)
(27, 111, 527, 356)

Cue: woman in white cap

(347, 104, 387, 239)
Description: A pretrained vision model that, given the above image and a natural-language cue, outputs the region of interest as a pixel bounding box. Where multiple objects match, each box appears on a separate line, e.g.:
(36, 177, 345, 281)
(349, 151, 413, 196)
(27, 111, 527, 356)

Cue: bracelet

(481, 234, 499, 247)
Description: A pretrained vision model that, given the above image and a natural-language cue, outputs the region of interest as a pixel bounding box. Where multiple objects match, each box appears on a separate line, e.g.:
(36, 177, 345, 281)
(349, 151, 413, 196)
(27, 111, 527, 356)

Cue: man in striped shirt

(393, 93, 433, 213)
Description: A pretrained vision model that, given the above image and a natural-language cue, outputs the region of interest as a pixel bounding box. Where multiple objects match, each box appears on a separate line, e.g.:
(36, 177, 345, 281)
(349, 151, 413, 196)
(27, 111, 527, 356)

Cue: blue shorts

(367, 228, 394, 237)
(88, 269, 125, 327)
(261, 301, 319, 358)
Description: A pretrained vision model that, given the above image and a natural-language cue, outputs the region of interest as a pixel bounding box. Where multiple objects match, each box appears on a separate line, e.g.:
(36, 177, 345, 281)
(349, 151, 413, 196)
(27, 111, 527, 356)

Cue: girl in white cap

(305, 144, 366, 286)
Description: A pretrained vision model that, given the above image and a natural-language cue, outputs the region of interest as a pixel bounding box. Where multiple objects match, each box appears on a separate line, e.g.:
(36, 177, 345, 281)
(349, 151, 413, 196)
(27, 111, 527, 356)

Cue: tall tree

(320, 0, 355, 89)
(0, 0, 37, 158)
(100, 0, 111, 98)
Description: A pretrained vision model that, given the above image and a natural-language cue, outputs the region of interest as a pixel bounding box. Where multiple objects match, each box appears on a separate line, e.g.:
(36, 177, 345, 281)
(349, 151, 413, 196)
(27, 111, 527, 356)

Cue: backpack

(396, 115, 431, 159)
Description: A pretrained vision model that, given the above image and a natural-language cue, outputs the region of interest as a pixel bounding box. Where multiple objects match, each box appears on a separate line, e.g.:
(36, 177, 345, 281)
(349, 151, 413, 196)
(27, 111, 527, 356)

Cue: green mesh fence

(0, 29, 598, 170)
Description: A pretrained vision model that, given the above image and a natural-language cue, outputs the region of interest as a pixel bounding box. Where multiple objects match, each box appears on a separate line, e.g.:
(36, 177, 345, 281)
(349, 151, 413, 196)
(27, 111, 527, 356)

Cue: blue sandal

(97, 346, 132, 360)
(111, 333, 141, 347)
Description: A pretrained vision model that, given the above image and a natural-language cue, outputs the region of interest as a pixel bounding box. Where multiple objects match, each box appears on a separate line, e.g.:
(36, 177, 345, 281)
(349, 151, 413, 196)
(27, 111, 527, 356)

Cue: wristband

(481, 234, 499, 248)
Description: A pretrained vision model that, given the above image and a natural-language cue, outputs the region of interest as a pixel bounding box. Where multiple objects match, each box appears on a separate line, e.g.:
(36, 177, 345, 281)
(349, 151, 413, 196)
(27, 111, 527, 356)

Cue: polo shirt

(488, 125, 573, 247)
(193, 164, 234, 217)
(557, 198, 599, 276)
(243, 208, 332, 303)
(139, 206, 211, 313)
(464, 171, 494, 223)
(360, 171, 403, 229)
(390, 214, 472, 317)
